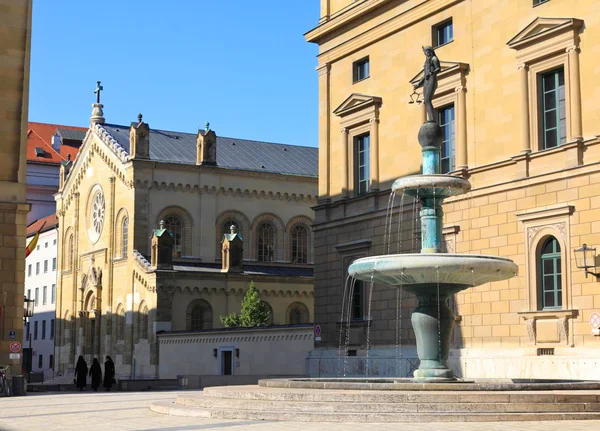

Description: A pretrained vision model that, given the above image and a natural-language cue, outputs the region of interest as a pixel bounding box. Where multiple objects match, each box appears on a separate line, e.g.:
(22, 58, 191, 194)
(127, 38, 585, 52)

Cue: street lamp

(574, 244, 599, 279)
(23, 296, 34, 379)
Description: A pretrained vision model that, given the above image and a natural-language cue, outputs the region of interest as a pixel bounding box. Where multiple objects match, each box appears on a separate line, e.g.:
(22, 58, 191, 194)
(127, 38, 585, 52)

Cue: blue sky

(29, 0, 320, 147)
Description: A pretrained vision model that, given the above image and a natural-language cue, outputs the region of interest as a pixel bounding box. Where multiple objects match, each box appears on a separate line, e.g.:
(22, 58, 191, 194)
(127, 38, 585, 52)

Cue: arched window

(122, 217, 129, 258)
(164, 215, 183, 258)
(257, 223, 275, 262)
(139, 305, 148, 339)
(286, 302, 310, 325)
(291, 225, 308, 264)
(540, 236, 562, 309)
(261, 301, 274, 325)
(116, 306, 125, 341)
(186, 299, 213, 331)
(68, 234, 74, 270)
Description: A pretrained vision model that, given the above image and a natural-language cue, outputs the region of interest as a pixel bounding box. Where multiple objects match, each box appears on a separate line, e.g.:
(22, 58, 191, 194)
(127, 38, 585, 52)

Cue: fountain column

(412, 120, 455, 380)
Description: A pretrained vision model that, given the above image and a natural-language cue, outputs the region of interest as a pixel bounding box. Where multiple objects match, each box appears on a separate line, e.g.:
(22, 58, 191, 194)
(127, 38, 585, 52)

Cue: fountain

(151, 47, 600, 422)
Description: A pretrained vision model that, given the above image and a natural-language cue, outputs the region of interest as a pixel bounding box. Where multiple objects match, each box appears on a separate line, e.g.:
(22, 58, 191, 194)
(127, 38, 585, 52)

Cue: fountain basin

(392, 174, 471, 198)
(348, 253, 518, 289)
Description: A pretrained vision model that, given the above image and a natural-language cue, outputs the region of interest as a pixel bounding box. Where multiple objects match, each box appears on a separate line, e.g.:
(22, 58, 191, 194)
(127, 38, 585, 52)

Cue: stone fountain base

(151, 379, 600, 422)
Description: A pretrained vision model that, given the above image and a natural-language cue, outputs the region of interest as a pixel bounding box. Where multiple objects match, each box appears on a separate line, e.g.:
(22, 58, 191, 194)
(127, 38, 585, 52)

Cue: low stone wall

(158, 324, 314, 379)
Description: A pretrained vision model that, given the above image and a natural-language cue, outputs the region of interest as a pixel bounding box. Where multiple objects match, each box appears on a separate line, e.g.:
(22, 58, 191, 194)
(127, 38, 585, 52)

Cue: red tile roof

(26, 213, 58, 237)
(27, 122, 87, 164)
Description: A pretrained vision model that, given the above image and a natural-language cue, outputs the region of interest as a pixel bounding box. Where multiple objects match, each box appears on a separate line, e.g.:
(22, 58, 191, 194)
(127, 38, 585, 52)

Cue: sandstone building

(306, 0, 600, 379)
(54, 103, 317, 378)
(0, 0, 32, 371)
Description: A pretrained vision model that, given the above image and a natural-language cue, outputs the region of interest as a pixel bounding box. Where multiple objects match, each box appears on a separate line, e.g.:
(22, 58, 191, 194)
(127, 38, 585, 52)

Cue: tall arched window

(164, 215, 183, 258)
(186, 299, 213, 330)
(116, 306, 125, 341)
(540, 236, 562, 309)
(286, 302, 310, 324)
(122, 217, 129, 258)
(68, 234, 74, 270)
(257, 223, 275, 262)
(139, 305, 148, 339)
(291, 225, 308, 264)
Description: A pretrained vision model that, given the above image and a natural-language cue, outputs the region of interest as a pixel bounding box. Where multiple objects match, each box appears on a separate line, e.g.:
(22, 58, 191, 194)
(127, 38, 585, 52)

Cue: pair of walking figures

(74, 355, 116, 392)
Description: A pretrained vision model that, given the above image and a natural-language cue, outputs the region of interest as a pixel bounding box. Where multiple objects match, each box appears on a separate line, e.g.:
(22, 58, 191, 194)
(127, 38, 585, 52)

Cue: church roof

(101, 124, 318, 177)
(167, 262, 314, 278)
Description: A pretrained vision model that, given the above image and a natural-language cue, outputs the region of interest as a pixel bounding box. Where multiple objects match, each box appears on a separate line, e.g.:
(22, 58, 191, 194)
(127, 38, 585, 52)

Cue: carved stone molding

(527, 222, 567, 248)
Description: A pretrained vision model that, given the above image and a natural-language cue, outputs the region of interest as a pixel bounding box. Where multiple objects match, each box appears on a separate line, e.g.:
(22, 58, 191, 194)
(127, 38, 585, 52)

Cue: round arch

(156, 205, 194, 257)
(285, 215, 314, 263)
(285, 301, 310, 325)
(251, 213, 285, 261)
(215, 210, 251, 260)
(186, 299, 213, 330)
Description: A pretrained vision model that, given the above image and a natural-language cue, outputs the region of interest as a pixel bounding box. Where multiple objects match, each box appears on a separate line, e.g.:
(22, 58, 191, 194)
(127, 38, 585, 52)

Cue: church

(54, 95, 318, 378)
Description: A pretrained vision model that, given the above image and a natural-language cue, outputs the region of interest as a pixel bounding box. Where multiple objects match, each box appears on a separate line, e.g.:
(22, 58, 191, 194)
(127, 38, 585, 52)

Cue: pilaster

(369, 118, 380, 191)
(318, 63, 331, 203)
(341, 127, 349, 199)
(456, 86, 468, 170)
(567, 45, 583, 142)
(518, 64, 531, 154)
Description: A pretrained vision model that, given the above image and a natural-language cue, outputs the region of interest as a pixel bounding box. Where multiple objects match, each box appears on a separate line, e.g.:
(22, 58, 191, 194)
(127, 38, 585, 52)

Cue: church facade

(306, 0, 600, 379)
(54, 103, 317, 378)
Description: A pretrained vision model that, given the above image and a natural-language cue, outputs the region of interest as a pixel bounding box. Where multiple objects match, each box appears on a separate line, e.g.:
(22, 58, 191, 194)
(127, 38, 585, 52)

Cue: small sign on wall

(314, 324, 321, 341)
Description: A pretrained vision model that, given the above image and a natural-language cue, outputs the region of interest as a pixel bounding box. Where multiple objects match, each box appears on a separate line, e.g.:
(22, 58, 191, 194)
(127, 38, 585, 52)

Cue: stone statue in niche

(413, 46, 441, 123)
(96, 267, 102, 286)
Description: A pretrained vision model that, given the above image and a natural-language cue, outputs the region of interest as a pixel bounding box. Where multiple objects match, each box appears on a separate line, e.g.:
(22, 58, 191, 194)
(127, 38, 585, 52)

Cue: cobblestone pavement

(3, 390, 600, 431)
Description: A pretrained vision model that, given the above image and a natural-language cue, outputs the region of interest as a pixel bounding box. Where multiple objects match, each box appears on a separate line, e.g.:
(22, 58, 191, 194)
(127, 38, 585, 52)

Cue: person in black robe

(74, 355, 88, 391)
(103, 356, 115, 391)
(89, 358, 102, 392)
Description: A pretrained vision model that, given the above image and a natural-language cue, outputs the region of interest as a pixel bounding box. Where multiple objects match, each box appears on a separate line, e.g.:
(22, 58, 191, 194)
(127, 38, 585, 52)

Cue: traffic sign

(314, 324, 321, 341)
(590, 312, 600, 329)
(8, 331, 15, 339)
(9, 341, 21, 353)
(9, 353, 20, 360)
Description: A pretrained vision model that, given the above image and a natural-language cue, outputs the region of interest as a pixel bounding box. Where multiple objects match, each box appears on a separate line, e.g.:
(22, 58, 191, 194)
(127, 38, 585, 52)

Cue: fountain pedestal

(411, 292, 455, 380)
(348, 119, 518, 382)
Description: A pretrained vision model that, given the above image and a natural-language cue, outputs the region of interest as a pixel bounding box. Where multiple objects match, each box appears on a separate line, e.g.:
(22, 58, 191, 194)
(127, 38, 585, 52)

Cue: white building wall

(24, 228, 58, 380)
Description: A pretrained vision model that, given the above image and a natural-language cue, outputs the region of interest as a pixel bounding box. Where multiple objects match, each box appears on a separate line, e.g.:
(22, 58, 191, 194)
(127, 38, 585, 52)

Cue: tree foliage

(220, 281, 271, 328)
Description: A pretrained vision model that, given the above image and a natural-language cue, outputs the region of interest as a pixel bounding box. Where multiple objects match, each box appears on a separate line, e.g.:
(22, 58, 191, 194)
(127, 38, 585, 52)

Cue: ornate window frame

(333, 93, 382, 196)
(114, 208, 129, 260)
(507, 18, 584, 152)
(186, 299, 213, 331)
(285, 215, 314, 264)
(85, 183, 105, 245)
(516, 204, 577, 347)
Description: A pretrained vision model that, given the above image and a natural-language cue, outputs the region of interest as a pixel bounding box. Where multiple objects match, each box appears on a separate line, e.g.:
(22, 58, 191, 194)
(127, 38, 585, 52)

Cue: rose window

(92, 192, 105, 235)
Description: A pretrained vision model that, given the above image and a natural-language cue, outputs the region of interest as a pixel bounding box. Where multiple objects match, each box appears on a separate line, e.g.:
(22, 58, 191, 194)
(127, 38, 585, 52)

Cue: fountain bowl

(392, 174, 471, 198)
(348, 253, 518, 290)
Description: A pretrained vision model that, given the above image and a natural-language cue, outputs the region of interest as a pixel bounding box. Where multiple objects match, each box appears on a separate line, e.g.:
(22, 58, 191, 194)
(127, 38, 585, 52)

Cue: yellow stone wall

(55, 126, 317, 377)
(308, 0, 600, 377)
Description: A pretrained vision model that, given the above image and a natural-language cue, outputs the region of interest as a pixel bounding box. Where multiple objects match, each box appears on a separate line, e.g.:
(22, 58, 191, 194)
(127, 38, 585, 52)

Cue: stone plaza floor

(2, 390, 600, 431)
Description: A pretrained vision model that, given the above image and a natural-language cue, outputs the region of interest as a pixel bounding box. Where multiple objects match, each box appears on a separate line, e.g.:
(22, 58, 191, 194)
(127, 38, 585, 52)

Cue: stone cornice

(515, 204, 575, 223)
(134, 179, 318, 204)
(310, 0, 463, 66)
(156, 283, 313, 298)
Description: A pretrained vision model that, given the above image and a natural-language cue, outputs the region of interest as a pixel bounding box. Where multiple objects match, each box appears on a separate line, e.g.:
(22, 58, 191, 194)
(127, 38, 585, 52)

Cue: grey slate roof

(57, 128, 87, 141)
(168, 262, 313, 278)
(101, 124, 318, 177)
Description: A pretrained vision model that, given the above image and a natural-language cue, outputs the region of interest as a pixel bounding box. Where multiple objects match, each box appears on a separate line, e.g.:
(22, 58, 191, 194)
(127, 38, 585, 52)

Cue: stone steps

(151, 401, 600, 422)
(149, 385, 600, 422)
(177, 393, 600, 413)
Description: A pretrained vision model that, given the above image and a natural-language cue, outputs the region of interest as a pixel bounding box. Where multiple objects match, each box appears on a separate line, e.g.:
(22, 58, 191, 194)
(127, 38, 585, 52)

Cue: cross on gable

(94, 81, 103, 104)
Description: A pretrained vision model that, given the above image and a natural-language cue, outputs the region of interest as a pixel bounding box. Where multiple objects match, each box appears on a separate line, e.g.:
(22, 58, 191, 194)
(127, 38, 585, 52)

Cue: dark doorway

(221, 350, 233, 375)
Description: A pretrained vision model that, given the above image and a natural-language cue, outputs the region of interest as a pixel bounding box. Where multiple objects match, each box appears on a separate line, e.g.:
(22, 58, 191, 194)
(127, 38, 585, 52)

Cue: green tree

(220, 281, 271, 328)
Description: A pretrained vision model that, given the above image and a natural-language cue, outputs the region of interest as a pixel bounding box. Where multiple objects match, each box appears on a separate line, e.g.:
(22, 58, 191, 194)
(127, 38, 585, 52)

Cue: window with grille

(186, 300, 213, 330)
(287, 302, 309, 324)
(438, 105, 456, 173)
(164, 215, 183, 257)
(257, 223, 275, 262)
(291, 225, 308, 264)
(540, 236, 562, 309)
(540, 67, 566, 149)
(355, 133, 370, 195)
(191, 306, 205, 330)
(122, 217, 129, 258)
(352, 281, 364, 320)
